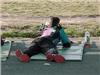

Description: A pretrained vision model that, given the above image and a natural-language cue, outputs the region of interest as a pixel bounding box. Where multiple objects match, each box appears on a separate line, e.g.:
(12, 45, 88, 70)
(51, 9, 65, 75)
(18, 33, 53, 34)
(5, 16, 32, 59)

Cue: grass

(1, 21, 100, 37)
(1, 1, 100, 17)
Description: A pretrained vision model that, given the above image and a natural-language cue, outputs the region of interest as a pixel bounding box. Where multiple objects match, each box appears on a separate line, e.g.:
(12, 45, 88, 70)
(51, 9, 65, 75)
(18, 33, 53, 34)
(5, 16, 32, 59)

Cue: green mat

(0, 40, 12, 61)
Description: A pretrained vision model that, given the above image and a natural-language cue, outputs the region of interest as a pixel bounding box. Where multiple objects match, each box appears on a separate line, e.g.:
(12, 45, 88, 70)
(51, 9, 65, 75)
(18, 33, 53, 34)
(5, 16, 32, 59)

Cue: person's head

(50, 17, 60, 27)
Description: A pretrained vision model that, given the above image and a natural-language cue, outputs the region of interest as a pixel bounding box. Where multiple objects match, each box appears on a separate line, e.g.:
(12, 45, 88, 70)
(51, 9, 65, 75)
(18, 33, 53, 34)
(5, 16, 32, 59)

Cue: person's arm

(60, 28, 71, 48)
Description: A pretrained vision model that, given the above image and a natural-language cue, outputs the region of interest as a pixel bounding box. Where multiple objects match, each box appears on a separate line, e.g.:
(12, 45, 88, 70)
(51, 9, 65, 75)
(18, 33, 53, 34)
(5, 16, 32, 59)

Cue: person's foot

(46, 54, 65, 63)
(15, 49, 30, 62)
(15, 49, 23, 57)
(54, 54, 65, 63)
(19, 54, 30, 62)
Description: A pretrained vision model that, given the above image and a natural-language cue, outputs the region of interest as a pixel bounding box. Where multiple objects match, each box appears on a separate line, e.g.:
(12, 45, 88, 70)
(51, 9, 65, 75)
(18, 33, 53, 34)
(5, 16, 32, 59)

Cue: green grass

(1, 1, 99, 17)
(1, 21, 100, 37)
(2, 31, 40, 38)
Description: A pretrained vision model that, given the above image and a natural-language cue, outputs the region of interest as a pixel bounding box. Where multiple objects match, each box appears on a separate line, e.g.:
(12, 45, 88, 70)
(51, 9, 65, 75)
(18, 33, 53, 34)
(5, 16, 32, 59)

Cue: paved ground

(1, 38, 100, 75)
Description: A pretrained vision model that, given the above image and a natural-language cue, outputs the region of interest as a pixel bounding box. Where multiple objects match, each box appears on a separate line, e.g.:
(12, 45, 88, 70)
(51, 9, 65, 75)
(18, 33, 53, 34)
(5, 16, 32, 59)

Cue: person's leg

(42, 48, 65, 63)
(23, 44, 42, 57)
(40, 44, 65, 63)
(38, 37, 57, 54)
(16, 43, 41, 62)
(37, 38, 65, 63)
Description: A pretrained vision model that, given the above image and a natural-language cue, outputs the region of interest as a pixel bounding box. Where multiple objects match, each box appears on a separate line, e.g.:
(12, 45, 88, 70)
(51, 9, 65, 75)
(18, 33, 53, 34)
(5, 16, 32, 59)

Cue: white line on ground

(85, 52, 100, 55)
(89, 48, 100, 50)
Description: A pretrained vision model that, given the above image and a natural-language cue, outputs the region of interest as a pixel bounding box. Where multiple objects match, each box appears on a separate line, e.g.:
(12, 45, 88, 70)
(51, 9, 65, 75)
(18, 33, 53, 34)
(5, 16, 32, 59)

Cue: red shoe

(46, 54, 54, 61)
(15, 49, 30, 62)
(54, 55, 65, 63)
(46, 54, 65, 63)
(15, 49, 23, 57)
(20, 54, 30, 62)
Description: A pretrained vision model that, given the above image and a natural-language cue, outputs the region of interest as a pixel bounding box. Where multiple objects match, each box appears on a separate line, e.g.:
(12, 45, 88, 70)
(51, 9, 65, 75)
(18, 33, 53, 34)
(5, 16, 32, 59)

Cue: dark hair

(51, 17, 60, 27)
